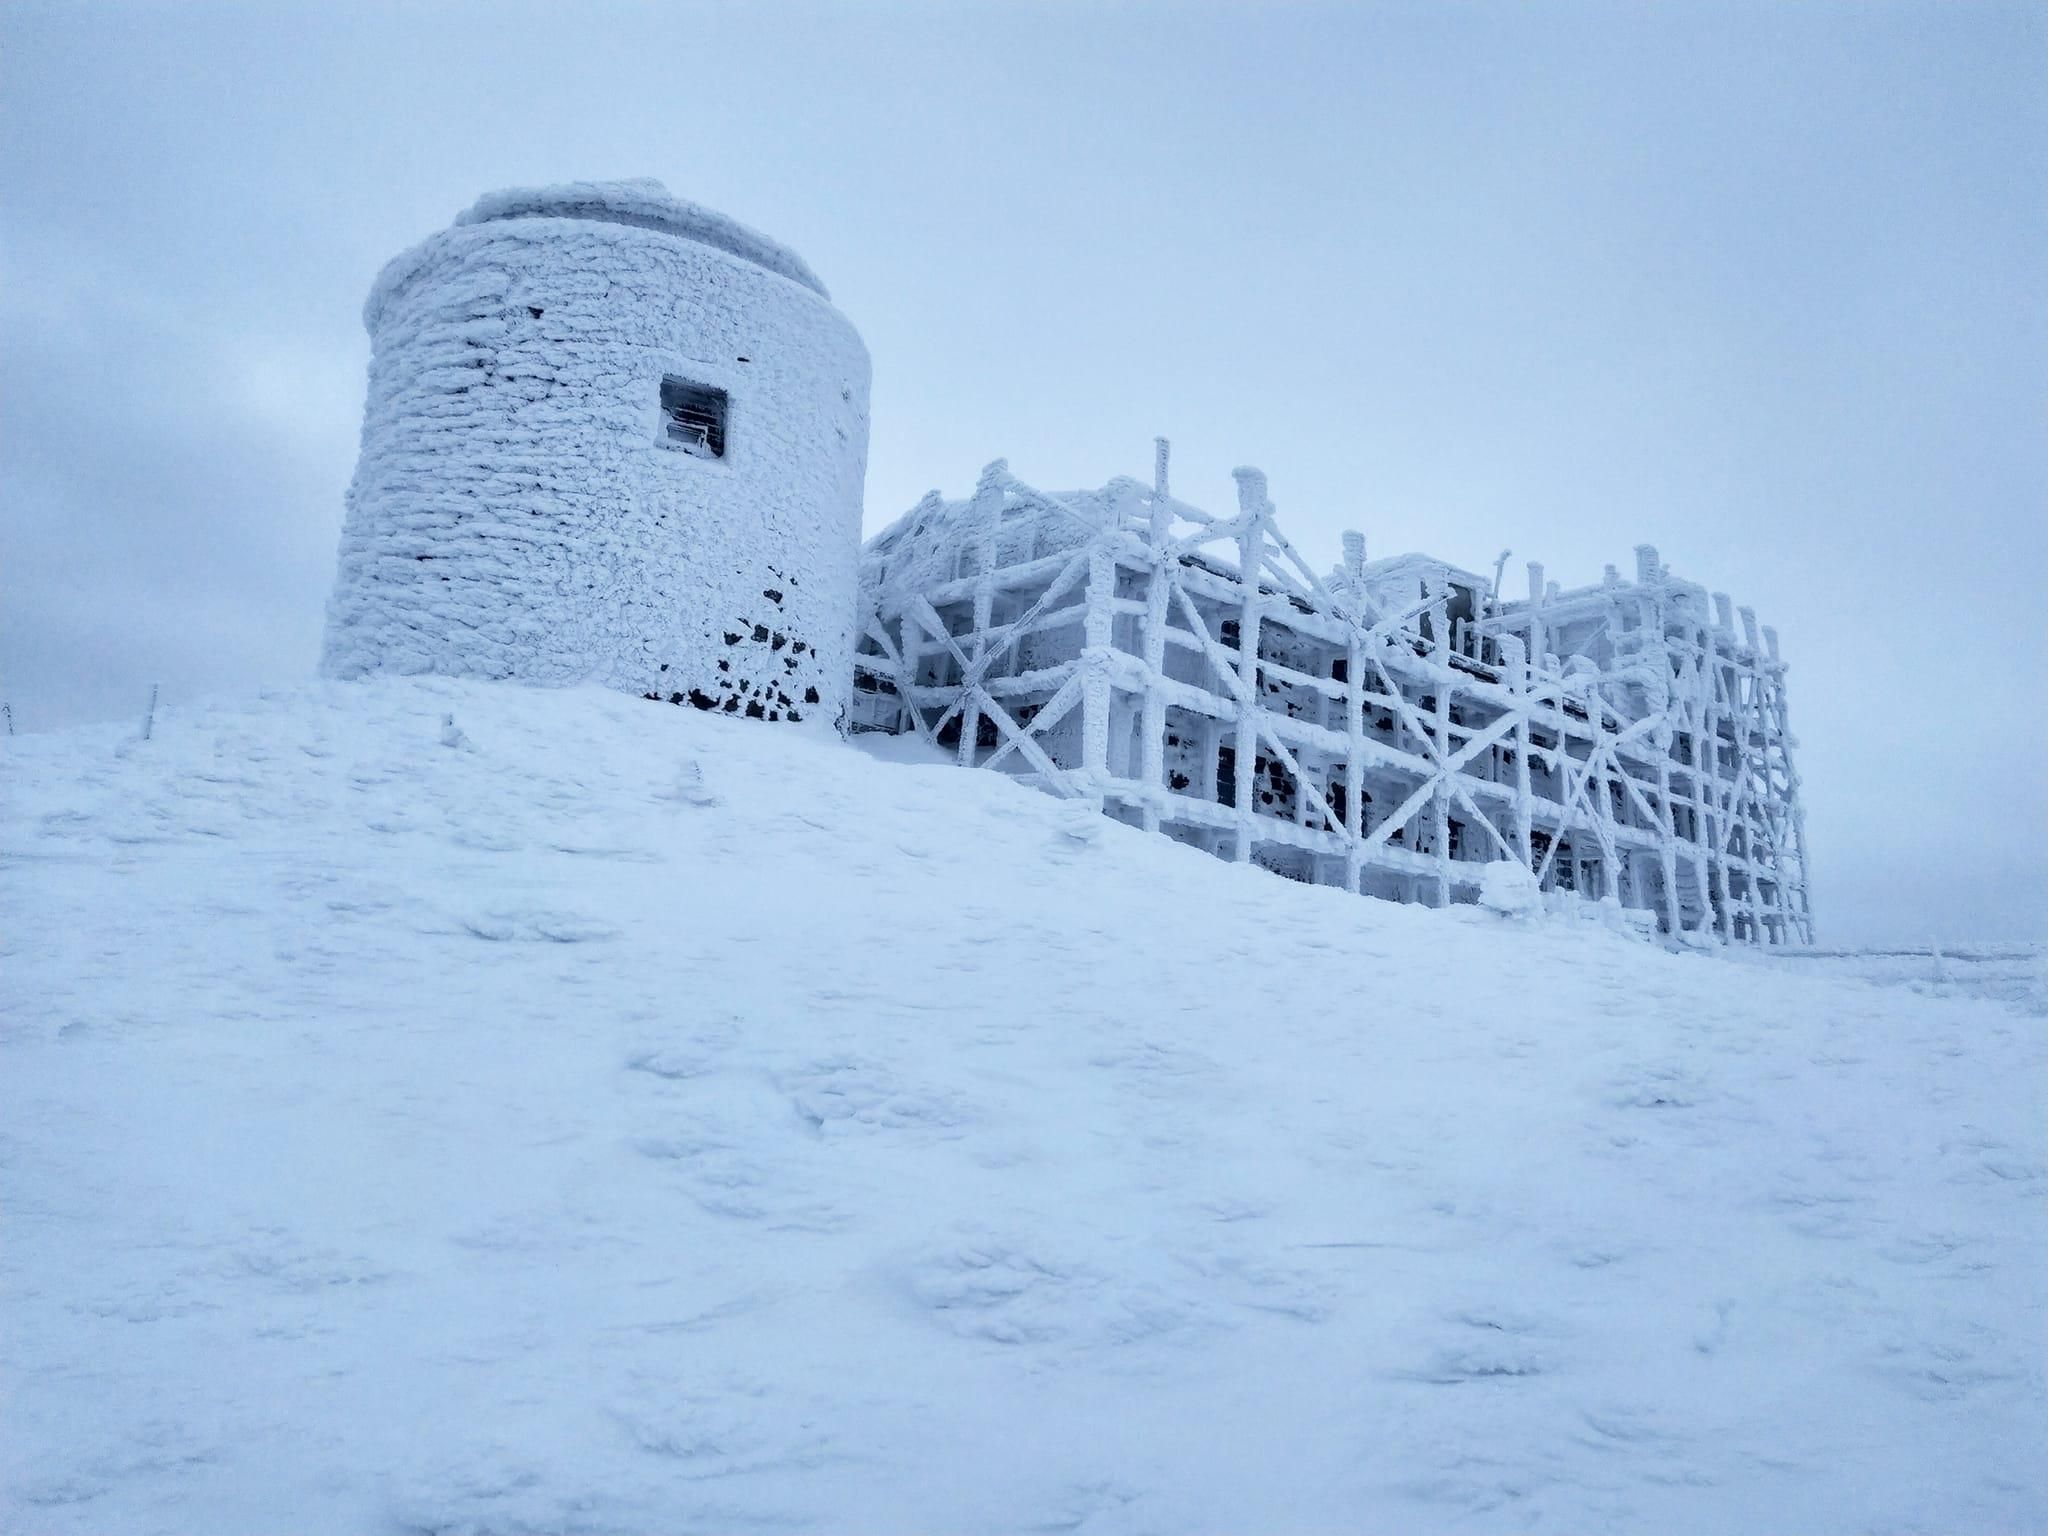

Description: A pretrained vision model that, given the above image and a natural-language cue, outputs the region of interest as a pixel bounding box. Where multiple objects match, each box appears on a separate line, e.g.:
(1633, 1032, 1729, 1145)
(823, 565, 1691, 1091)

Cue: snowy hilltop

(2, 679, 2043, 1534)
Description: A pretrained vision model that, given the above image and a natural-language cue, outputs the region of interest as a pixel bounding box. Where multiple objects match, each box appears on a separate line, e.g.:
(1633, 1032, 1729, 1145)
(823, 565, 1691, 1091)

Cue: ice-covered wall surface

(324, 179, 870, 727)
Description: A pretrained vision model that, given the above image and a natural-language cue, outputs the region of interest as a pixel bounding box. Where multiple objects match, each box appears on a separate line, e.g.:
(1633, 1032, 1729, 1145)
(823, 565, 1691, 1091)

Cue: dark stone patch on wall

(641, 575, 825, 727)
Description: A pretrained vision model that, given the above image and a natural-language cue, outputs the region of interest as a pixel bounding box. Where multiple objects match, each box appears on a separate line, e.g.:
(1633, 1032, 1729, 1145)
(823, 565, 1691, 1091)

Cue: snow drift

(2, 679, 2042, 1534)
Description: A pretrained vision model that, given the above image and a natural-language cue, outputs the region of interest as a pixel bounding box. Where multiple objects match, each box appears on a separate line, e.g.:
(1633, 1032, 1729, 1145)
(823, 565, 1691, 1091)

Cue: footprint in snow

(1030, 1479, 1144, 1533)
(657, 758, 719, 807)
(776, 1056, 973, 1137)
(1878, 1336, 2017, 1403)
(1398, 1307, 1563, 1384)
(624, 1047, 719, 1081)
(1607, 1061, 1709, 1110)
(1049, 801, 1103, 854)
(906, 1242, 1098, 1346)
(1174, 1245, 1331, 1323)
(1571, 1402, 1689, 1455)
(457, 907, 618, 943)
(1197, 1195, 1272, 1223)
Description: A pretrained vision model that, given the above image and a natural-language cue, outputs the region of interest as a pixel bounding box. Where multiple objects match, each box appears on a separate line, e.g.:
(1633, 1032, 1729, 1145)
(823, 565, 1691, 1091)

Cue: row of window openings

(661, 377, 728, 460)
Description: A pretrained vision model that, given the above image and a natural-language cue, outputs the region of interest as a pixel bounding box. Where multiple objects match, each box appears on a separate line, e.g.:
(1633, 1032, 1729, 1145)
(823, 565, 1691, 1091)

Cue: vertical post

(1681, 621, 1713, 938)
(1197, 716, 1222, 855)
(894, 492, 944, 738)
(1699, 612, 1730, 940)
(1791, 796, 1814, 944)
(898, 617, 924, 739)
(1773, 640, 1815, 943)
(1503, 634, 1534, 869)
(1526, 561, 1548, 670)
(1645, 586, 1682, 940)
(1341, 527, 1368, 892)
(1139, 438, 1174, 833)
(1730, 624, 1764, 946)
(1429, 571, 1452, 907)
(1759, 635, 1805, 946)
(1520, 571, 1552, 896)
(1081, 523, 1116, 805)
(957, 467, 1003, 767)
(142, 682, 160, 742)
(1230, 467, 1267, 864)
(1586, 678, 1613, 902)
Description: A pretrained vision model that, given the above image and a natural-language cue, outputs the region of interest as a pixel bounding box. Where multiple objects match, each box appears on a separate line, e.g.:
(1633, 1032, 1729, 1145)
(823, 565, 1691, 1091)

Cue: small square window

(660, 377, 728, 459)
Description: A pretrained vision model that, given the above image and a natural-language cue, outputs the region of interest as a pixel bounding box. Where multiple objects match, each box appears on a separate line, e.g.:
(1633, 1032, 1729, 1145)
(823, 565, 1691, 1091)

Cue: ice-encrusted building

(324, 180, 869, 726)
(852, 445, 1813, 947)
(319, 178, 1810, 946)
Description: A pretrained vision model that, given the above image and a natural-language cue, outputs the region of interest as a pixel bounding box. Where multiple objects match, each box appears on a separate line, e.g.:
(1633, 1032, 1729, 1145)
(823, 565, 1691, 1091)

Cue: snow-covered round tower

(323, 179, 869, 726)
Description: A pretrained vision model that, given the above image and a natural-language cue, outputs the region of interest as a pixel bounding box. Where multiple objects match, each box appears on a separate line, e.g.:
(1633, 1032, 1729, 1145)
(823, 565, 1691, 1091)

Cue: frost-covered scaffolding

(853, 443, 1813, 947)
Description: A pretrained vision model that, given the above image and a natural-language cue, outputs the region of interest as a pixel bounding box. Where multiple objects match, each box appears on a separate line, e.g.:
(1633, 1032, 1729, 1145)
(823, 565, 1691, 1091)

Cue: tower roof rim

(453, 178, 831, 300)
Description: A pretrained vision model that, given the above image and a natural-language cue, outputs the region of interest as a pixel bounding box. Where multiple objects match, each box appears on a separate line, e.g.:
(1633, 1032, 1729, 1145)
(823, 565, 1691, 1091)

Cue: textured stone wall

(324, 181, 870, 728)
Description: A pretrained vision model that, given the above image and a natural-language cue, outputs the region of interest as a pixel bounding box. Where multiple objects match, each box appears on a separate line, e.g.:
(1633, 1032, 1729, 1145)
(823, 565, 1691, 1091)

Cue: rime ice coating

(451, 179, 828, 298)
(856, 449, 1813, 946)
(324, 180, 869, 728)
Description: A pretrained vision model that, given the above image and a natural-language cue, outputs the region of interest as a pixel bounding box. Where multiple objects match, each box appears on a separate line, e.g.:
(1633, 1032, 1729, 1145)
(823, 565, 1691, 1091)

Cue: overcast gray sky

(3, 1, 2042, 946)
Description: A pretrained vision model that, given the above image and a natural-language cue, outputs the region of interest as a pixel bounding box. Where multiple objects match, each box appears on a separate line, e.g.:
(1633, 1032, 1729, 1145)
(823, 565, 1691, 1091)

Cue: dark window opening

(661, 377, 728, 459)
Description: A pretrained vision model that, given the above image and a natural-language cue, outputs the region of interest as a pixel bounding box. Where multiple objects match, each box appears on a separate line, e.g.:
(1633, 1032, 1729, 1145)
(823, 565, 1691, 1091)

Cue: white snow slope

(3, 678, 2043, 1536)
